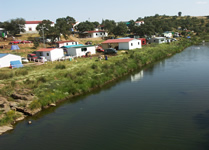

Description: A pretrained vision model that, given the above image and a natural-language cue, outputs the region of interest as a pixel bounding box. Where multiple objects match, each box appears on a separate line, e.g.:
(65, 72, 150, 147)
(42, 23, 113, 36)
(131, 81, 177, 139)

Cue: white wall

(0, 54, 21, 68)
(40, 49, 64, 61)
(67, 46, 96, 57)
(89, 32, 108, 38)
(24, 24, 39, 33)
(57, 42, 78, 48)
(119, 40, 141, 50)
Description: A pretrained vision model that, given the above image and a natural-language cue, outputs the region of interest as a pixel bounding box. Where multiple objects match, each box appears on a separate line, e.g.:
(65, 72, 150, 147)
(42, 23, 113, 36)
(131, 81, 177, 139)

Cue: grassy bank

(0, 38, 200, 126)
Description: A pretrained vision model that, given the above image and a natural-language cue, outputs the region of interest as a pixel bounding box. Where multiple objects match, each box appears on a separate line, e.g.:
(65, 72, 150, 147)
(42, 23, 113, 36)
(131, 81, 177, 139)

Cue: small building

(149, 37, 166, 44)
(138, 38, 147, 45)
(81, 30, 108, 38)
(66, 45, 96, 57)
(162, 31, 173, 38)
(56, 40, 79, 48)
(0, 53, 22, 68)
(36, 48, 64, 61)
(101, 38, 142, 50)
(24, 21, 54, 33)
(135, 21, 144, 26)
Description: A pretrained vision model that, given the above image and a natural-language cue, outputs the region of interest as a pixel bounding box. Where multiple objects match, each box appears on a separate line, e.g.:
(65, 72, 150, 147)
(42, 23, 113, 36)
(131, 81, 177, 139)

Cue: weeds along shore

(0, 38, 200, 127)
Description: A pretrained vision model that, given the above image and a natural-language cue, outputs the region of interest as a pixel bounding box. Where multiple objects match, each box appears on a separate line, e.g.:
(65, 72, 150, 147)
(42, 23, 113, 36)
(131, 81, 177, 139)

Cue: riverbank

(0, 38, 201, 135)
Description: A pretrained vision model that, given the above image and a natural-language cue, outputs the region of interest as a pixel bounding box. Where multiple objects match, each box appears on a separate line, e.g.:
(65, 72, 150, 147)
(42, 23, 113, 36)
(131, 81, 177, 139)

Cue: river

(1, 43, 209, 150)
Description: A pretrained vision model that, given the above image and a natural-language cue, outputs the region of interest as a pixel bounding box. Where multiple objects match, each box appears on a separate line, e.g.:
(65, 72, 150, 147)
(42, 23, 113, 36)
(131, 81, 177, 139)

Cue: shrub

(55, 64, 66, 69)
(0, 72, 13, 80)
(91, 64, 98, 69)
(15, 69, 28, 76)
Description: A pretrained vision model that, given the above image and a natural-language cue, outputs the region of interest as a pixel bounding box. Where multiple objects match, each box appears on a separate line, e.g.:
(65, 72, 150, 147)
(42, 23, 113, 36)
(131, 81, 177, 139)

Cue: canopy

(10, 60, 23, 68)
(10, 45, 20, 50)
(61, 44, 83, 48)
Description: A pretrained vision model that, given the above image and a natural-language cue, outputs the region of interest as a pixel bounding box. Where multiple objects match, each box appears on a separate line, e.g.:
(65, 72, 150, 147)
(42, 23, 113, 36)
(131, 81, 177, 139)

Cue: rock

(28, 121, 32, 124)
(23, 108, 42, 116)
(0, 125, 13, 135)
(50, 103, 56, 107)
(0, 97, 10, 113)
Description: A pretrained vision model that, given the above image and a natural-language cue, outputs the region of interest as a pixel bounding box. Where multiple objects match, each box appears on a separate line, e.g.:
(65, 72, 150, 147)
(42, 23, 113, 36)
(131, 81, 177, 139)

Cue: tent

(10, 60, 23, 68)
(10, 45, 20, 50)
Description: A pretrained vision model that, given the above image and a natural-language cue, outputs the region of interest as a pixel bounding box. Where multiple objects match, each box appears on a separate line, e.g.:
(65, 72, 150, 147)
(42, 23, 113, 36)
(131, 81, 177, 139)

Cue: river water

(1, 43, 209, 150)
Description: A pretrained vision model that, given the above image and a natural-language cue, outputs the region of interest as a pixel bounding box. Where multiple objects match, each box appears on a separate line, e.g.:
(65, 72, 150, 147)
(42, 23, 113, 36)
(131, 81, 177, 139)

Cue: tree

(76, 21, 95, 32)
(128, 20, 136, 33)
(3, 18, 25, 35)
(178, 12, 182, 17)
(36, 20, 54, 39)
(112, 22, 128, 38)
(102, 19, 116, 34)
(92, 21, 100, 28)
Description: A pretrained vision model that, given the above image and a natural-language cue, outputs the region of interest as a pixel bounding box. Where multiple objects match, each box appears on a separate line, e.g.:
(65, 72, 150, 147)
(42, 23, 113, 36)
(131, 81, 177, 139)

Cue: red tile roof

(36, 48, 56, 52)
(102, 38, 135, 44)
(56, 40, 76, 44)
(25, 21, 54, 24)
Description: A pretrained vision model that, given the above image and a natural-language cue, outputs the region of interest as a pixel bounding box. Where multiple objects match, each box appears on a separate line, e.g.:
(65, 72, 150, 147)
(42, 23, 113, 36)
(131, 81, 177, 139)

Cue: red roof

(84, 30, 106, 33)
(102, 38, 136, 44)
(56, 40, 76, 44)
(36, 48, 56, 52)
(25, 21, 43, 24)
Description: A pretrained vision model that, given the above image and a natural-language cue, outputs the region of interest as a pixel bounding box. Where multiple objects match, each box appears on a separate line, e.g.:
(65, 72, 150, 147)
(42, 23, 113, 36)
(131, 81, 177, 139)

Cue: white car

(21, 57, 29, 63)
(39, 56, 47, 62)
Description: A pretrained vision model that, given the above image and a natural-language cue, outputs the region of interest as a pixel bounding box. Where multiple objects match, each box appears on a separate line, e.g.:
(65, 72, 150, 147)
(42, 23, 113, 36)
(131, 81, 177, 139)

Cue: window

(96, 33, 98, 36)
(100, 33, 102, 35)
(72, 42, 74, 45)
(47, 53, 49, 56)
(131, 43, 133, 46)
(40, 52, 43, 56)
(29, 27, 32, 31)
(81, 48, 87, 51)
(138, 42, 140, 45)
(66, 43, 68, 45)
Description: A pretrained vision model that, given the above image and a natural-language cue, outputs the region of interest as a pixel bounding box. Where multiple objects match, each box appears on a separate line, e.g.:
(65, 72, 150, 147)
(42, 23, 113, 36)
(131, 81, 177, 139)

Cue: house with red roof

(56, 40, 79, 48)
(36, 48, 64, 61)
(101, 38, 141, 50)
(81, 30, 108, 38)
(24, 21, 54, 33)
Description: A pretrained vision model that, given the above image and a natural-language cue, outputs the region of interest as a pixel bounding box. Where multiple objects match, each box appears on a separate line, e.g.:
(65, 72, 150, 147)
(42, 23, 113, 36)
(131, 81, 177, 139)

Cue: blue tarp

(10, 45, 20, 50)
(61, 44, 83, 48)
(10, 60, 23, 68)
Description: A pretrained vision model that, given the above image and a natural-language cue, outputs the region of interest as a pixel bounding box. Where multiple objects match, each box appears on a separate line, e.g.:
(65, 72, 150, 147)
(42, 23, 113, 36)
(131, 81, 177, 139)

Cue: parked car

(9, 40, 22, 44)
(104, 48, 117, 54)
(38, 56, 47, 62)
(21, 40, 32, 44)
(21, 57, 29, 63)
(27, 54, 38, 61)
(96, 47, 104, 52)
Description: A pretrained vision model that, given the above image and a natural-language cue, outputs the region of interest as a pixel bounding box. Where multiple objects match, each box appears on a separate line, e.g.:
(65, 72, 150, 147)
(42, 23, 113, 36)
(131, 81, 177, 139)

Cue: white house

(162, 31, 173, 38)
(24, 21, 54, 33)
(0, 53, 22, 68)
(101, 38, 142, 50)
(56, 40, 79, 48)
(149, 37, 166, 44)
(36, 48, 64, 61)
(66, 45, 96, 57)
(82, 30, 108, 38)
(135, 21, 144, 26)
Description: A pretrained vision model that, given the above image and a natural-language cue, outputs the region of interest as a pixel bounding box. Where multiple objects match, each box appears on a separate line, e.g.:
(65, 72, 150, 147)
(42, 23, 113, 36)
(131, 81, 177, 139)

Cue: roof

(25, 21, 43, 24)
(84, 30, 106, 33)
(136, 21, 144, 23)
(56, 40, 76, 44)
(62, 44, 83, 48)
(36, 48, 56, 52)
(102, 38, 137, 44)
(0, 53, 8, 58)
(71, 45, 95, 49)
(10, 60, 23, 68)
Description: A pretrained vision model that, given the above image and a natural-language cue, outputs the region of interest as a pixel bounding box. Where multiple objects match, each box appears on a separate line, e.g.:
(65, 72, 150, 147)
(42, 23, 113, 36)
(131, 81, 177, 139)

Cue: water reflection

(131, 70, 143, 82)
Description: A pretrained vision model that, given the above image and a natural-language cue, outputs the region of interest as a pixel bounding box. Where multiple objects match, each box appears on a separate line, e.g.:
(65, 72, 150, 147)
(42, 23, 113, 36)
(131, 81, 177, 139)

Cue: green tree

(76, 21, 95, 32)
(3, 18, 25, 35)
(178, 12, 182, 17)
(36, 20, 54, 38)
(128, 20, 136, 33)
(102, 19, 116, 34)
(112, 22, 128, 38)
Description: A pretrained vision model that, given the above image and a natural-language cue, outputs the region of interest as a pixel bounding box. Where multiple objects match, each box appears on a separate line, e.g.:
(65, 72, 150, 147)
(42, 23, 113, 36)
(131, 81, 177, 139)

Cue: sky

(0, 0, 209, 23)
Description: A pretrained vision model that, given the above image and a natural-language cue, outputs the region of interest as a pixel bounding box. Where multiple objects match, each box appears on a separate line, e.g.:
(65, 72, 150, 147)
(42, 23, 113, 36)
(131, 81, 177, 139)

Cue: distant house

(0, 53, 22, 68)
(66, 45, 96, 57)
(162, 31, 173, 38)
(24, 21, 54, 33)
(56, 40, 79, 48)
(138, 38, 147, 45)
(101, 38, 142, 50)
(149, 37, 166, 44)
(36, 48, 64, 61)
(0, 28, 7, 38)
(135, 21, 144, 26)
(81, 30, 108, 38)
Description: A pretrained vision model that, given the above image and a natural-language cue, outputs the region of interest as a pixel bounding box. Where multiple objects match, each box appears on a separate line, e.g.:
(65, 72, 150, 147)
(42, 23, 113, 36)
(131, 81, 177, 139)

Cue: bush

(0, 72, 13, 80)
(15, 69, 28, 76)
(55, 64, 66, 69)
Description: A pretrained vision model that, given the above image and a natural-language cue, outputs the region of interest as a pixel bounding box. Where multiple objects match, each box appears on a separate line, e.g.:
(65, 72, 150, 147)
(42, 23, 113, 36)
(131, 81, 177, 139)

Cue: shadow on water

(194, 110, 209, 149)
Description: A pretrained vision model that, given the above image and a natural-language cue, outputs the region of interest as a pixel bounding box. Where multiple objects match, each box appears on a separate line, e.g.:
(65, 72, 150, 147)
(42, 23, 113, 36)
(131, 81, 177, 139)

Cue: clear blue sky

(1, 0, 208, 23)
